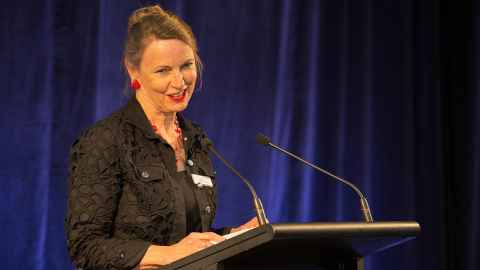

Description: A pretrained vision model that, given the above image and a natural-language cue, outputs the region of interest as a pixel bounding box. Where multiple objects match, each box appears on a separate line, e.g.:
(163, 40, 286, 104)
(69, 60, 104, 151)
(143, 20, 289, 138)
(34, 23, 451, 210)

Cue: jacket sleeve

(65, 125, 150, 270)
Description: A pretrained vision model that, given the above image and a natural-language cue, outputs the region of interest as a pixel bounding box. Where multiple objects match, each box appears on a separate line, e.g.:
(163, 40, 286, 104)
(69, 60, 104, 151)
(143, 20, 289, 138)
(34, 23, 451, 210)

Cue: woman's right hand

(138, 232, 225, 269)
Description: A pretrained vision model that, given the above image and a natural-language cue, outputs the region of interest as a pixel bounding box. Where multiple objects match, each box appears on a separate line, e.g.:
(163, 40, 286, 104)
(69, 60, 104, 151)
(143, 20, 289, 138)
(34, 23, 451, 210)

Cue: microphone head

(255, 133, 271, 146)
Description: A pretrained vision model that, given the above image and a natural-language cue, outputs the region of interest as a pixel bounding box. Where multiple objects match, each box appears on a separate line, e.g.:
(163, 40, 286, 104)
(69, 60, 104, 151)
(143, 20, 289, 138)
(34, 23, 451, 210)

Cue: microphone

(256, 133, 374, 223)
(202, 137, 269, 226)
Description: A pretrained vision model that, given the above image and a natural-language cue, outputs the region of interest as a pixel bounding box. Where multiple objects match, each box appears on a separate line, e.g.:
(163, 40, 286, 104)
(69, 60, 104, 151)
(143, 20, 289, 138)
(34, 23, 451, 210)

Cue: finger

(194, 239, 211, 251)
(244, 217, 259, 228)
(140, 264, 163, 269)
(249, 217, 259, 224)
(187, 232, 212, 240)
(202, 232, 226, 241)
(189, 232, 225, 242)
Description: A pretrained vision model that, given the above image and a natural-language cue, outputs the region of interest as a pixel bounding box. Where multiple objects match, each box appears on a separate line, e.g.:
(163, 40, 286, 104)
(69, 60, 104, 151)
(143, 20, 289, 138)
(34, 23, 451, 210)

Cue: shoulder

(189, 119, 207, 135)
(70, 104, 131, 161)
(68, 108, 130, 178)
(74, 111, 123, 146)
(180, 114, 208, 137)
(180, 116, 212, 150)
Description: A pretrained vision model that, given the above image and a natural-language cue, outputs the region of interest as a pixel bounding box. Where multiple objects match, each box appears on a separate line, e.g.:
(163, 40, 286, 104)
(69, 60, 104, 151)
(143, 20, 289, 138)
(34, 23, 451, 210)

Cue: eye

(181, 62, 194, 69)
(155, 67, 170, 74)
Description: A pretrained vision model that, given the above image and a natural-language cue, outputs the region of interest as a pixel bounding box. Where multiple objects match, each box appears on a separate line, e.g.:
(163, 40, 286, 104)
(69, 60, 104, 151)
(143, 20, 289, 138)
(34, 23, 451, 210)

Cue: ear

(124, 59, 139, 81)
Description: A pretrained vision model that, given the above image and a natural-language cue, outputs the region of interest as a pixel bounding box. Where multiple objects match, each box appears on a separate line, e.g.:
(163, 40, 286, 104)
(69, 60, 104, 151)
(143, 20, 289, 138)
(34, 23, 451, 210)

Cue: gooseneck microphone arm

(206, 141, 269, 226)
(256, 133, 374, 223)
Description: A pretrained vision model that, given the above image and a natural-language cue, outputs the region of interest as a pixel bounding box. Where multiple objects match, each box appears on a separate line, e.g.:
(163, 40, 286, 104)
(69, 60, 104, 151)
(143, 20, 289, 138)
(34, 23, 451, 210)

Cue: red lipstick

(168, 91, 186, 103)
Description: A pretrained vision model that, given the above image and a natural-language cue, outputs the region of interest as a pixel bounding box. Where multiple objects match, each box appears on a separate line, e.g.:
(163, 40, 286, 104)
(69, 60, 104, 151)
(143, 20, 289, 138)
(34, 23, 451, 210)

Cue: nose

(171, 70, 186, 89)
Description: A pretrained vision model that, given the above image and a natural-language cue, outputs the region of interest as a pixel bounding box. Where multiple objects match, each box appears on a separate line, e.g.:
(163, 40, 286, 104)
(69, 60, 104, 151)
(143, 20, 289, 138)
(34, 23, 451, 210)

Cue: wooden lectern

(157, 221, 420, 270)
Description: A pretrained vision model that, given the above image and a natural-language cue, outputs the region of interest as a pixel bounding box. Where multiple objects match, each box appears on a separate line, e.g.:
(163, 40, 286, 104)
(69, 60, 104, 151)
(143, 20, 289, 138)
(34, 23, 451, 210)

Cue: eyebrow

(153, 59, 195, 70)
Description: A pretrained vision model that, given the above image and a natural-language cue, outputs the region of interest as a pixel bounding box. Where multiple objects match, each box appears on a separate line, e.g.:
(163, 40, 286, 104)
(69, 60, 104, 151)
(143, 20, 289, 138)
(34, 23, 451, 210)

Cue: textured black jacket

(65, 98, 223, 269)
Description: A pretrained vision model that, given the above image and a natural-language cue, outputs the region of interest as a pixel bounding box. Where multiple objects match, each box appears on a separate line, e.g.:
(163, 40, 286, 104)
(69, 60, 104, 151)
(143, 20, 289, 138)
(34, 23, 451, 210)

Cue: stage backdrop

(0, 0, 478, 269)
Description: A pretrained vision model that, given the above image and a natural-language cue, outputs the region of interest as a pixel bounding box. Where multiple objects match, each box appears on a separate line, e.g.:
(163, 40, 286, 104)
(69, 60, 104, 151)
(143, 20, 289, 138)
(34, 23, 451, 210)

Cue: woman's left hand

(230, 217, 260, 233)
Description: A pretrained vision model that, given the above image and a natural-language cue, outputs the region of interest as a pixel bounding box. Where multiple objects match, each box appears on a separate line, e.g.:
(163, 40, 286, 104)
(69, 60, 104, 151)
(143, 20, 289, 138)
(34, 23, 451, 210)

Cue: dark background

(0, 0, 478, 269)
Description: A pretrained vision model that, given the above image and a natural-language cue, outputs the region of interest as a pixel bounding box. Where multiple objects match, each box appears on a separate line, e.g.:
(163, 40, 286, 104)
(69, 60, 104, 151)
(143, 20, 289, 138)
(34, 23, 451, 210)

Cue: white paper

(223, 228, 253, 240)
(191, 174, 213, 187)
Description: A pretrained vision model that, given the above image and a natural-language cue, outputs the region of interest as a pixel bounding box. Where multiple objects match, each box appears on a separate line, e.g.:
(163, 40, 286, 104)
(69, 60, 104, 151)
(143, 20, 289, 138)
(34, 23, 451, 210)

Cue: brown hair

(123, 5, 202, 77)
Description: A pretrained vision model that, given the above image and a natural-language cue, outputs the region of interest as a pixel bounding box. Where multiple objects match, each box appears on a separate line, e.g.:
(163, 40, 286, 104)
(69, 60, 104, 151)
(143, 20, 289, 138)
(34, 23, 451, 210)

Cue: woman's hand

(171, 231, 226, 257)
(230, 217, 260, 234)
(138, 232, 225, 269)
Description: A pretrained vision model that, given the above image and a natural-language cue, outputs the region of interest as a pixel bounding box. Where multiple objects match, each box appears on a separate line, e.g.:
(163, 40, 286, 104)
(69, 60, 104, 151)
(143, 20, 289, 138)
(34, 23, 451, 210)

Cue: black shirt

(175, 170, 202, 233)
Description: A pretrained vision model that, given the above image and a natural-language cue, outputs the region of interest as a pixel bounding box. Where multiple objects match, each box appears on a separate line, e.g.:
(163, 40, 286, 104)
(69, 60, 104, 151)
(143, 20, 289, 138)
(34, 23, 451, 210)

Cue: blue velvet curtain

(1, 0, 478, 269)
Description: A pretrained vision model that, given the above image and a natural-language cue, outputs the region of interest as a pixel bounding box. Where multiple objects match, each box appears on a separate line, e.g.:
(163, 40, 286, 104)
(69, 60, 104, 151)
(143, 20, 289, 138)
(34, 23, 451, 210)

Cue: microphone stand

(257, 133, 374, 223)
(207, 143, 269, 226)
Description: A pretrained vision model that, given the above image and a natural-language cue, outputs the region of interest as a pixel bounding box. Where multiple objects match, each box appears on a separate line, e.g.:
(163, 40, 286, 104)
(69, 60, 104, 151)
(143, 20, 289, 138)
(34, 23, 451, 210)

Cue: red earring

(131, 79, 141, 90)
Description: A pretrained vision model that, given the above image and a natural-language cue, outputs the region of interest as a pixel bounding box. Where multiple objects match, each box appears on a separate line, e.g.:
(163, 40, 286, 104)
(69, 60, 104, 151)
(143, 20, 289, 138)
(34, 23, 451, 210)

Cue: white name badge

(191, 174, 213, 188)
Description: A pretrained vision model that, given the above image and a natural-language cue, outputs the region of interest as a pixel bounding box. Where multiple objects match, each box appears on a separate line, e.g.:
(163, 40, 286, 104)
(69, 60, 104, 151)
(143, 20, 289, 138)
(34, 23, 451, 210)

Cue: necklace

(172, 117, 185, 163)
(150, 116, 185, 164)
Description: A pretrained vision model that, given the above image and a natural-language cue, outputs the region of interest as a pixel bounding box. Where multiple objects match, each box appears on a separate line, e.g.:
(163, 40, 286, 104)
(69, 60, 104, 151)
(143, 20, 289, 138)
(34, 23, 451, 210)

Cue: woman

(65, 5, 257, 269)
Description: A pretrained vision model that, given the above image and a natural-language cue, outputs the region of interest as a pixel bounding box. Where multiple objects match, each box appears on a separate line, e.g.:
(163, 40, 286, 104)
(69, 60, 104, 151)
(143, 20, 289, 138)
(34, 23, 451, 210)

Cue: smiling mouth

(167, 90, 187, 102)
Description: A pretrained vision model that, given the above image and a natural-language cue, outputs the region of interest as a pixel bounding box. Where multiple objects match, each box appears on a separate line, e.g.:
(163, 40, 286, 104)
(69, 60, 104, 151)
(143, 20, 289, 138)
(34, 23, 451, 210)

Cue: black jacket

(65, 98, 223, 269)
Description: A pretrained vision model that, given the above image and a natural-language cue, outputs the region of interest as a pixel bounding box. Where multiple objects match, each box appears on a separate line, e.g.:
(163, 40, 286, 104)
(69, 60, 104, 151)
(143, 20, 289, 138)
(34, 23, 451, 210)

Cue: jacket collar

(122, 97, 203, 150)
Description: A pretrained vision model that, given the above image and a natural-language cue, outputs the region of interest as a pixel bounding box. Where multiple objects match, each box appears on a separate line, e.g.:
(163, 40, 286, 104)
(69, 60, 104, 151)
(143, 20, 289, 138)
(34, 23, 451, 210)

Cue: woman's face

(129, 38, 197, 113)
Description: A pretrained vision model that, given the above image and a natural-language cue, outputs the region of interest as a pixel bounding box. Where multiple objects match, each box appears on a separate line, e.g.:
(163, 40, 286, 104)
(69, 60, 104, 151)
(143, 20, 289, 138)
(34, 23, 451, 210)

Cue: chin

(172, 102, 190, 113)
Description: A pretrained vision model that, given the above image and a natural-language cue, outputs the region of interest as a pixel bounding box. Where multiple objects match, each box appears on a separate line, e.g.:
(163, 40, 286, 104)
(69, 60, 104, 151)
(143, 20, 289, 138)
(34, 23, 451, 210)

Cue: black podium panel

(158, 222, 420, 270)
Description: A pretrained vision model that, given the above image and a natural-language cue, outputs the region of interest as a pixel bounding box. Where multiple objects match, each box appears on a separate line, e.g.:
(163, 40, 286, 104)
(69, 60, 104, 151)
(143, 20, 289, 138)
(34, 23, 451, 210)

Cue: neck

(136, 93, 177, 133)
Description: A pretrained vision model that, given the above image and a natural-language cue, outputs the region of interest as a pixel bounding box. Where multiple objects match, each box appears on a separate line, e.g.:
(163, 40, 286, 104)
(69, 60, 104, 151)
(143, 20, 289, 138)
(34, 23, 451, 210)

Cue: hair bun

(128, 5, 166, 31)
(123, 4, 201, 74)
